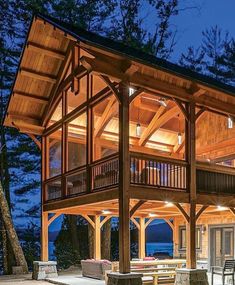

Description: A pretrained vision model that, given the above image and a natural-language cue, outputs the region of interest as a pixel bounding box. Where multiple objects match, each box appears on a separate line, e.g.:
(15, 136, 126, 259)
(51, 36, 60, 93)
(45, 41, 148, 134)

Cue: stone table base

(107, 272, 143, 285)
(32, 261, 58, 280)
(175, 268, 209, 285)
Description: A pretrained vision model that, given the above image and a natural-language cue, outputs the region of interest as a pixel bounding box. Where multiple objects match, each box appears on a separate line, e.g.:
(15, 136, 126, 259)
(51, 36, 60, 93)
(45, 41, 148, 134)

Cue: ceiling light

(217, 206, 227, 211)
(177, 133, 182, 145)
(158, 98, 167, 107)
(129, 87, 135, 96)
(149, 213, 158, 217)
(102, 210, 112, 215)
(136, 123, 141, 137)
(165, 201, 173, 207)
(228, 116, 233, 129)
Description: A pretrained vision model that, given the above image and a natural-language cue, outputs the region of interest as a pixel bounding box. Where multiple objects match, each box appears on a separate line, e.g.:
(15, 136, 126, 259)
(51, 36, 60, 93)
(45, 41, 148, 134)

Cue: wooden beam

(118, 82, 131, 273)
(81, 214, 95, 228)
(229, 208, 235, 216)
(163, 219, 174, 231)
(196, 205, 208, 221)
(94, 215, 101, 259)
(139, 217, 146, 259)
(48, 213, 61, 226)
(81, 56, 235, 117)
(94, 96, 117, 137)
(139, 105, 166, 146)
(13, 91, 48, 105)
(26, 133, 41, 150)
(20, 68, 57, 84)
(41, 212, 48, 261)
(130, 217, 140, 230)
(174, 203, 189, 223)
(130, 200, 146, 217)
(27, 41, 66, 60)
(100, 216, 112, 228)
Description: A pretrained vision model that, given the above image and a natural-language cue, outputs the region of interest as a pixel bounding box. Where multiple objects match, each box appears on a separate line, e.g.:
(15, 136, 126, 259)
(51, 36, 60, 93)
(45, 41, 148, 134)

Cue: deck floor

(0, 272, 233, 285)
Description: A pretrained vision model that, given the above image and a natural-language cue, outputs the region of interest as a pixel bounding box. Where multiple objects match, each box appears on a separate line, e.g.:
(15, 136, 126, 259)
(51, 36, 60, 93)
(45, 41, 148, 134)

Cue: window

(66, 75, 87, 114)
(47, 129, 62, 178)
(179, 226, 202, 250)
(92, 74, 108, 97)
(92, 94, 119, 161)
(47, 99, 62, 127)
(67, 112, 87, 170)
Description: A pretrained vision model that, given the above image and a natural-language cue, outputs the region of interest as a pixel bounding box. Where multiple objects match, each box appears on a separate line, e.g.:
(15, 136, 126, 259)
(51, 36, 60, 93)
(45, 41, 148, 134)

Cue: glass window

(48, 129, 62, 178)
(45, 178, 62, 201)
(48, 99, 62, 127)
(92, 74, 108, 97)
(67, 75, 87, 114)
(179, 226, 201, 250)
(67, 170, 87, 196)
(67, 112, 87, 170)
(92, 94, 119, 161)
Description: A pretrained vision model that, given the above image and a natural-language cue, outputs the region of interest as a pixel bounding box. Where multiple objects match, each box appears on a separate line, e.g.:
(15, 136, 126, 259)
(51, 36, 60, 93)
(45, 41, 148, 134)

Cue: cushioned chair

(211, 260, 235, 285)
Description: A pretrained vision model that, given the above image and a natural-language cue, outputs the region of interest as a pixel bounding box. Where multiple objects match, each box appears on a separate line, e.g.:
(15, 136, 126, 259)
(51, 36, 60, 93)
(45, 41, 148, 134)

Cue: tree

(0, 180, 28, 273)
(179, 46, 205, 73)
(202, 25, 230, 81)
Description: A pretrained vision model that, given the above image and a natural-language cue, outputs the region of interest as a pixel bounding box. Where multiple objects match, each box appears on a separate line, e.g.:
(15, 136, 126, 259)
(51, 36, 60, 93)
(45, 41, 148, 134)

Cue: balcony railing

(130, 152, 187, 191)
(91, 154, 119, 191)
(44, 152, 235, 202)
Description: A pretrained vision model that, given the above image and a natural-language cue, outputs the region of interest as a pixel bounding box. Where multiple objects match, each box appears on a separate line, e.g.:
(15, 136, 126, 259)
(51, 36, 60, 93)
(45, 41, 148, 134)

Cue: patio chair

(211, 260, 235, 285)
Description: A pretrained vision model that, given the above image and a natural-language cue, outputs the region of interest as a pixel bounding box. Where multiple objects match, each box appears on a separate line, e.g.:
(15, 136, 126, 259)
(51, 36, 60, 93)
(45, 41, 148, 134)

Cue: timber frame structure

(3, 14, 235, 273)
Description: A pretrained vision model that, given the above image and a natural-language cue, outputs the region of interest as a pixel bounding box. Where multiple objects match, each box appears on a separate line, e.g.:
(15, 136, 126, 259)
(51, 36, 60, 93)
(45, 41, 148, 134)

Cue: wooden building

(3, 14, 235, 274)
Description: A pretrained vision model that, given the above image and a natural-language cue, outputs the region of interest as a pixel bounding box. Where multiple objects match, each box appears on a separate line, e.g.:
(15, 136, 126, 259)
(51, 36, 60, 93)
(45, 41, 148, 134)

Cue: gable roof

(3, 13, 235, 135)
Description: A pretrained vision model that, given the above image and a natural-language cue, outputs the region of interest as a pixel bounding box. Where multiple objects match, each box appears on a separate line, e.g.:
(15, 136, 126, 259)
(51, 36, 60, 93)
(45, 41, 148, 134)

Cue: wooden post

(94, 215, 101, 260)
(119, 82, 130, 273)
(41, 212, 49, 261)
(186, 101, 197, 269)
(139, 217, 146, 259)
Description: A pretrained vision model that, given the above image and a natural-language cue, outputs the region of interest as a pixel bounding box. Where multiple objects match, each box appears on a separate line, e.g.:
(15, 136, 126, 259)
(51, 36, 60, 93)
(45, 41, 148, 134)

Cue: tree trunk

(68, 215, 80, 254)
(101, 219, 111, 260)
(0, 181, 28, 273)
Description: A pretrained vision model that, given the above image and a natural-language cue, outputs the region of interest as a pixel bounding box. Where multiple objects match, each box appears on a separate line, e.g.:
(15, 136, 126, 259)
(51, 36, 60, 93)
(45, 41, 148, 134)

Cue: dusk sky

(143, 0, 235, 60)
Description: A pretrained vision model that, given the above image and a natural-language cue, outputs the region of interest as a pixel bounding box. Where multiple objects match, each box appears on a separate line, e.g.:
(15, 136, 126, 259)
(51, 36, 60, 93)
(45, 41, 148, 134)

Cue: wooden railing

(45, 177, 62, 201)
(196, 162, 235, 195)
(91, 154, 119, 191)
(130, 152, 188, 191)
(66, 167, 87, 197)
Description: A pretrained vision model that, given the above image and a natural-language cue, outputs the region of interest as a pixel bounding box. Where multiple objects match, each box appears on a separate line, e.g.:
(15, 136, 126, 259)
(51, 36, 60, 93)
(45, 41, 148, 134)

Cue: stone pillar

(32, 261, 58, 280)
(175, 268, 209, 285)
(107, 272, 143, 285)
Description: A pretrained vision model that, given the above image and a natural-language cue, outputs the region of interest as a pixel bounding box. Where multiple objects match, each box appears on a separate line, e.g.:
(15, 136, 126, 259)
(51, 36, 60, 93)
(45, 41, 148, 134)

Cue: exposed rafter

(20, 68, 57, 84)
(27, 41, 66, 60)
(13, 91, 48, 105)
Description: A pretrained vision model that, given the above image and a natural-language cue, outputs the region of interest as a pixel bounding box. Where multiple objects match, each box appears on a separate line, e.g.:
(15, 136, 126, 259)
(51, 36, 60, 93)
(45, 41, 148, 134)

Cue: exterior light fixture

(136, 123, 141, 137)
(177, 133, 182, 145)
(158, 98, 167, 107)
(102, 210, 111, 215)
(228, 116, 233, 129)
(149, 213, 158, 217)
(217, 205, 227, 211)
(129, 87, 135, 96)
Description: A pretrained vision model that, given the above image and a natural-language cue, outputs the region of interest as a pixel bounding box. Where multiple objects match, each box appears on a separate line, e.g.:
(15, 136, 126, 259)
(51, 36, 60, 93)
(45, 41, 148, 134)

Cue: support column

(41, 212, 48, 262)
(118, 82, 130, 273)
(94, 215, 101, 260)
(186, 101, 196, 269)
(139, 218, 145, 259)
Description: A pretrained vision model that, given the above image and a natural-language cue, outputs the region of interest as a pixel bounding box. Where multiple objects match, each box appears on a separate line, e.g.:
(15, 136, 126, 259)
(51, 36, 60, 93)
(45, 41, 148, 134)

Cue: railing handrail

(196, 161, 235, 176)
(130, 151, 188, 166)
(90, 152, 119, 167)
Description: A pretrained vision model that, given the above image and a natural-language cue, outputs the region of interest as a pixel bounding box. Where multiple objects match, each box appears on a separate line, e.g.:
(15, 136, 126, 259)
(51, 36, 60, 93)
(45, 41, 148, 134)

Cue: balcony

(44, 152, 235, 203)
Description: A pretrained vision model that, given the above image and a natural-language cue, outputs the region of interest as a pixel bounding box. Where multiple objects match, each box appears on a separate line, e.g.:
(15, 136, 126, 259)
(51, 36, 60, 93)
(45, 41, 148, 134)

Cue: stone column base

(175, 268, 209, 285)
(32, 261, 58, 280)
(107, 272, 143, 285)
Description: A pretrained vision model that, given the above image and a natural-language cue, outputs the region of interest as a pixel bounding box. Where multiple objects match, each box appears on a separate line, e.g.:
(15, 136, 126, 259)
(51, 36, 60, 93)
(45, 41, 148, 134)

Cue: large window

(48, 129, 62, 178)
(92, 94, 119, 161)
(67, 112, 87, 170)
(179, 226, 202, 250)
(66, 75, 87, 114)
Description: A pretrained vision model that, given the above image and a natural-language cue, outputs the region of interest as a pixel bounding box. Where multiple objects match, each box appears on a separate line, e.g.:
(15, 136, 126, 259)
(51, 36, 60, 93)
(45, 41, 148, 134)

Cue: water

(146, 242, 173, 257)
(49, 241, 173, 260)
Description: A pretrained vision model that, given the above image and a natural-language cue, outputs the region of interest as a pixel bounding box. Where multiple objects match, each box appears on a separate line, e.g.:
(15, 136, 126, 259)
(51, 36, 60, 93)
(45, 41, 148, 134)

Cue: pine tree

(179, 46, 206, 73)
